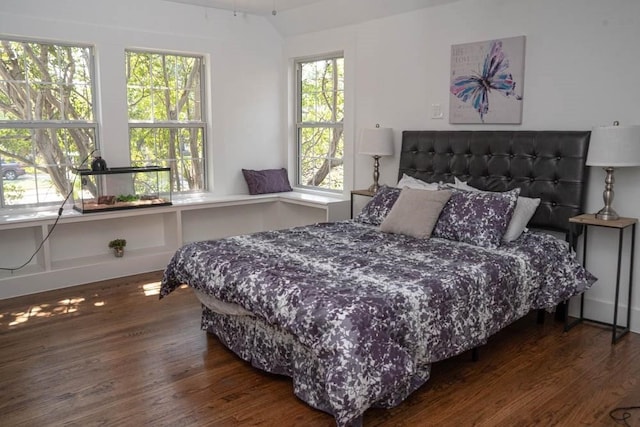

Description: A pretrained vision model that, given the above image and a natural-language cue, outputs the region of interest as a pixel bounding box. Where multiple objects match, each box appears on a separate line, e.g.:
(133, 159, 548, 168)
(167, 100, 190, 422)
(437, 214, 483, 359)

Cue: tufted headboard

(398, 130, 591, 234)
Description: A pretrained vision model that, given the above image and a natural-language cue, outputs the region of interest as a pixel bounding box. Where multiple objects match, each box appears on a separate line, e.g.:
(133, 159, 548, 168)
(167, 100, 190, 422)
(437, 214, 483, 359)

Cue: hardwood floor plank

(1, 271, 639, 426)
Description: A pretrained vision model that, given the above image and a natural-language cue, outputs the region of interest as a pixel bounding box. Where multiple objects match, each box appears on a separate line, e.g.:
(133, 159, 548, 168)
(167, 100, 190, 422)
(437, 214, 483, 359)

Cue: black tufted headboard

(399, 130, 591, 234)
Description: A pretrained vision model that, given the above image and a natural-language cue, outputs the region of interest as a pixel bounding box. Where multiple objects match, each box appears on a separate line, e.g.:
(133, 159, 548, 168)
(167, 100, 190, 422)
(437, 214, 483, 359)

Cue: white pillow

(453, 176, 479, 191)
(453, 177, 541, 242)
(502, 196, 541, 242)
(397, 174, 439, 190)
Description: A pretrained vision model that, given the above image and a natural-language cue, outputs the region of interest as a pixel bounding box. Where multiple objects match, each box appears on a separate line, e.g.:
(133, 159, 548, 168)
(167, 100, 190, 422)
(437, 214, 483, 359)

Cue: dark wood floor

(1, 271, 639, 426)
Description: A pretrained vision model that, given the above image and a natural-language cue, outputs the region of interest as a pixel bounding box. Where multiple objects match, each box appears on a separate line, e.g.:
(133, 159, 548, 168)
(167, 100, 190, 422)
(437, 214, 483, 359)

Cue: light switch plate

(431, 103, 444, 119)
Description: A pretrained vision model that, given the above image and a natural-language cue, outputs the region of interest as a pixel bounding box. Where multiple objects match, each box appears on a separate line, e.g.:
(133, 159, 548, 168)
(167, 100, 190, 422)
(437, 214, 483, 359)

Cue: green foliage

(1, 39, 341, 203)
(298, 56, 344, 189)
(0, 39, 96, 206)
(108, 239, 126, 249)
(2, 183, 25, 203)
(126, 51, 205, 193)
(0, 41, 205, 207)
(116, 194, 140, 202)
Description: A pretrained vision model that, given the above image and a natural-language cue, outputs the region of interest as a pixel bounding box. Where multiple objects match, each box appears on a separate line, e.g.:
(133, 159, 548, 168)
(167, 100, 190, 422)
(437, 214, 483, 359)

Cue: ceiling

(162, 0, 463, 36)
(164, 0, 326, 16)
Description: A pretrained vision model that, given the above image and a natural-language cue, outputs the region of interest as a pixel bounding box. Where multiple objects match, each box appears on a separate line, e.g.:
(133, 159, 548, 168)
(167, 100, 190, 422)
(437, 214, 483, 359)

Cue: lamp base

(595, 206, 619, 221)
(595, 167, 619, 221)
(367, 155, 382, 194)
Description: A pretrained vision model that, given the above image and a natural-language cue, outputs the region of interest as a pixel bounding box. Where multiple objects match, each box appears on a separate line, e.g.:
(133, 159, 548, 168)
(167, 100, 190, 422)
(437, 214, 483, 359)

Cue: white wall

(285, 0, 640, 332)
(0, 0, 286, 195)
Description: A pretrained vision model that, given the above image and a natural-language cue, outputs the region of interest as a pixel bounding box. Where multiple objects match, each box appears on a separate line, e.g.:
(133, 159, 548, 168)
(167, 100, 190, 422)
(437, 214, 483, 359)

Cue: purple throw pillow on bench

(242, 168, 293, 195)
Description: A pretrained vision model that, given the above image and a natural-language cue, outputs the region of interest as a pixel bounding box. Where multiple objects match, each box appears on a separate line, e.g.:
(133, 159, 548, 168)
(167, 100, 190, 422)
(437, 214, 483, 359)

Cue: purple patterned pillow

(432, 188, 520, 248)
(242, 168, 293, 195)
(355, 185, 401, 225)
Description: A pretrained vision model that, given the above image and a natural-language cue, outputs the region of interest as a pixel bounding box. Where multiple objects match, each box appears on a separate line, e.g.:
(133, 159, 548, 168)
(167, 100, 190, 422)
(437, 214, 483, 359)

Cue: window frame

(0, 36, 99, 208)
(294, 52, 344, 193)
(125, 49, 208, 194)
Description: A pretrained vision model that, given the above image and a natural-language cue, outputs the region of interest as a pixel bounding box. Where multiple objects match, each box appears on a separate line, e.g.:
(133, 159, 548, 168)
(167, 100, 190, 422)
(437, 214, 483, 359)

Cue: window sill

(0, 191, 348, 228)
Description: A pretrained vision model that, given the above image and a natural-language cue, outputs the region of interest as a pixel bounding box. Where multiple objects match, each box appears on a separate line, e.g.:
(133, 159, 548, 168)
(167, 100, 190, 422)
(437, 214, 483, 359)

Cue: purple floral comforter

(160, 220, 595, 426)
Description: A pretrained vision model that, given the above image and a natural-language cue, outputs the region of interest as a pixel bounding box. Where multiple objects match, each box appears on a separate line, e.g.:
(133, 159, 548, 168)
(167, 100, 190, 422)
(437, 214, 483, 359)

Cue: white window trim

(294, 52, 345, 193)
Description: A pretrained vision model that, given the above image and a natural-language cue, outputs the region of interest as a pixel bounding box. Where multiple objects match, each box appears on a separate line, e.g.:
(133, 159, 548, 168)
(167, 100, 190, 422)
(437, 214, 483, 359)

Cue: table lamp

(586, 121, 640, 220)
(359, 126, 393, 192)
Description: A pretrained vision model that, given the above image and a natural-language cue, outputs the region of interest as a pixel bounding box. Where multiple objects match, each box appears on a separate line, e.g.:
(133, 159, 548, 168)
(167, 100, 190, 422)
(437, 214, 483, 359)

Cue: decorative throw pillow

(242, 168, 293, 195)
(355, 185, 401, 225)
(380, 188, 452, 238)
(452, 177, 541, 242)
(502, 196, 541, 242)
(433, 188, 520, 248)
(397, 174, 439, 191)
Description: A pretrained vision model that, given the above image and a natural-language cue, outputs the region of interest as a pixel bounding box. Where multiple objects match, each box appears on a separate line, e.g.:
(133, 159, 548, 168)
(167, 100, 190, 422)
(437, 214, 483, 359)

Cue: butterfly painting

(449, 36, 525, 124)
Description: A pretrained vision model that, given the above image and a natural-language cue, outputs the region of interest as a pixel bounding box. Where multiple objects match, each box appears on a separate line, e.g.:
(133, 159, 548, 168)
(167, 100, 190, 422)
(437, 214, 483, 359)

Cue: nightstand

(350, 189, 375, 218)
(566, 213, 637, 344)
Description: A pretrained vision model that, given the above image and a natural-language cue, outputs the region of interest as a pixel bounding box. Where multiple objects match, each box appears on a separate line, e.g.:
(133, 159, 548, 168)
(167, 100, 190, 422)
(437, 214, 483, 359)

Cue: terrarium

(73, 166, 172, 213)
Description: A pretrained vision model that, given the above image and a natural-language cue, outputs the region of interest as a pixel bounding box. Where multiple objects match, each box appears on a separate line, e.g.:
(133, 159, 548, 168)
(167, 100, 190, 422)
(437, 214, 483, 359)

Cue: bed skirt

(200, 306, 432, 426)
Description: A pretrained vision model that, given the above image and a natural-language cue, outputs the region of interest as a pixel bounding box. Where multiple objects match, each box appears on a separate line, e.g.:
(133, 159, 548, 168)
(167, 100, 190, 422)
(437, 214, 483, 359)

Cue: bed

(160, 130, 596, 426)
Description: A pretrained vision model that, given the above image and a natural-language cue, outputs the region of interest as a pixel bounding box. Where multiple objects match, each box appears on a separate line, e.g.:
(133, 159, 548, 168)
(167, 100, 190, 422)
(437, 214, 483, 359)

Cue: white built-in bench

(0, 191, 350, 299)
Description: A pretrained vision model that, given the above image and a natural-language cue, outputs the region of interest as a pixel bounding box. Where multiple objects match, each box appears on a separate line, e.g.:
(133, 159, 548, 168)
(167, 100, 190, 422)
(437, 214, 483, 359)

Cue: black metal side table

(566, 213, 637, 344)
(350, 189, 375, 218)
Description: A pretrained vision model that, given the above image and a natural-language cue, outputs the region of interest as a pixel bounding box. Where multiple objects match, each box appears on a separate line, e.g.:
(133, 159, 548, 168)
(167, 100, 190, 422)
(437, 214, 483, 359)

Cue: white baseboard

(567, 295, 640, 334)
(0, 252, 170, 300)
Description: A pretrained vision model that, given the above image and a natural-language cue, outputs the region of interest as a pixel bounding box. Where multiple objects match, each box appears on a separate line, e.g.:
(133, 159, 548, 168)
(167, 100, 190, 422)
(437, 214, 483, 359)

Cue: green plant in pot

(108, 239, 127, 257)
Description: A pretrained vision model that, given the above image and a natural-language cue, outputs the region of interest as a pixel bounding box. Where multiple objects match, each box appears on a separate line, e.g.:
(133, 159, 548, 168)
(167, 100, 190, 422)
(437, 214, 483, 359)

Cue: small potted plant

(108, 238, 127, 257)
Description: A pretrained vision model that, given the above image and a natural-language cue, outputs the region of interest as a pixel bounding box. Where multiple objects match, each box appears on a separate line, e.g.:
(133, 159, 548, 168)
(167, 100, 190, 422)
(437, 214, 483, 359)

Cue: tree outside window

(296, 54, 344, 191)
(0, 39, 97, 207)
(126, 51, 206, 193)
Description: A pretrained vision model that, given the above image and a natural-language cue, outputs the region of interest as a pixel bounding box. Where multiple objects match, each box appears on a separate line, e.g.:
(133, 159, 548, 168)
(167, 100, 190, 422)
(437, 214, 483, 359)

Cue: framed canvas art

(449, 36, 526, 124)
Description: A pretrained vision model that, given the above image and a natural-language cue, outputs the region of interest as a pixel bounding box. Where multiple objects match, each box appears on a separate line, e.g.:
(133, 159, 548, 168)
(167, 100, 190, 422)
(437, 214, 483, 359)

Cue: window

(126, 51, 206, 193)
(296, 54, 344, 191)
(0, 38, 97, 207)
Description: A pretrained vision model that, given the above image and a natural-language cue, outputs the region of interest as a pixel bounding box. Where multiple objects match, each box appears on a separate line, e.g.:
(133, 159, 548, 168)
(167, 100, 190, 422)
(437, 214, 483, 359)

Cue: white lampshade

(359, 127, 394, 157)
(587, 123, 640, 221)
(586, 124, 640, 167)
